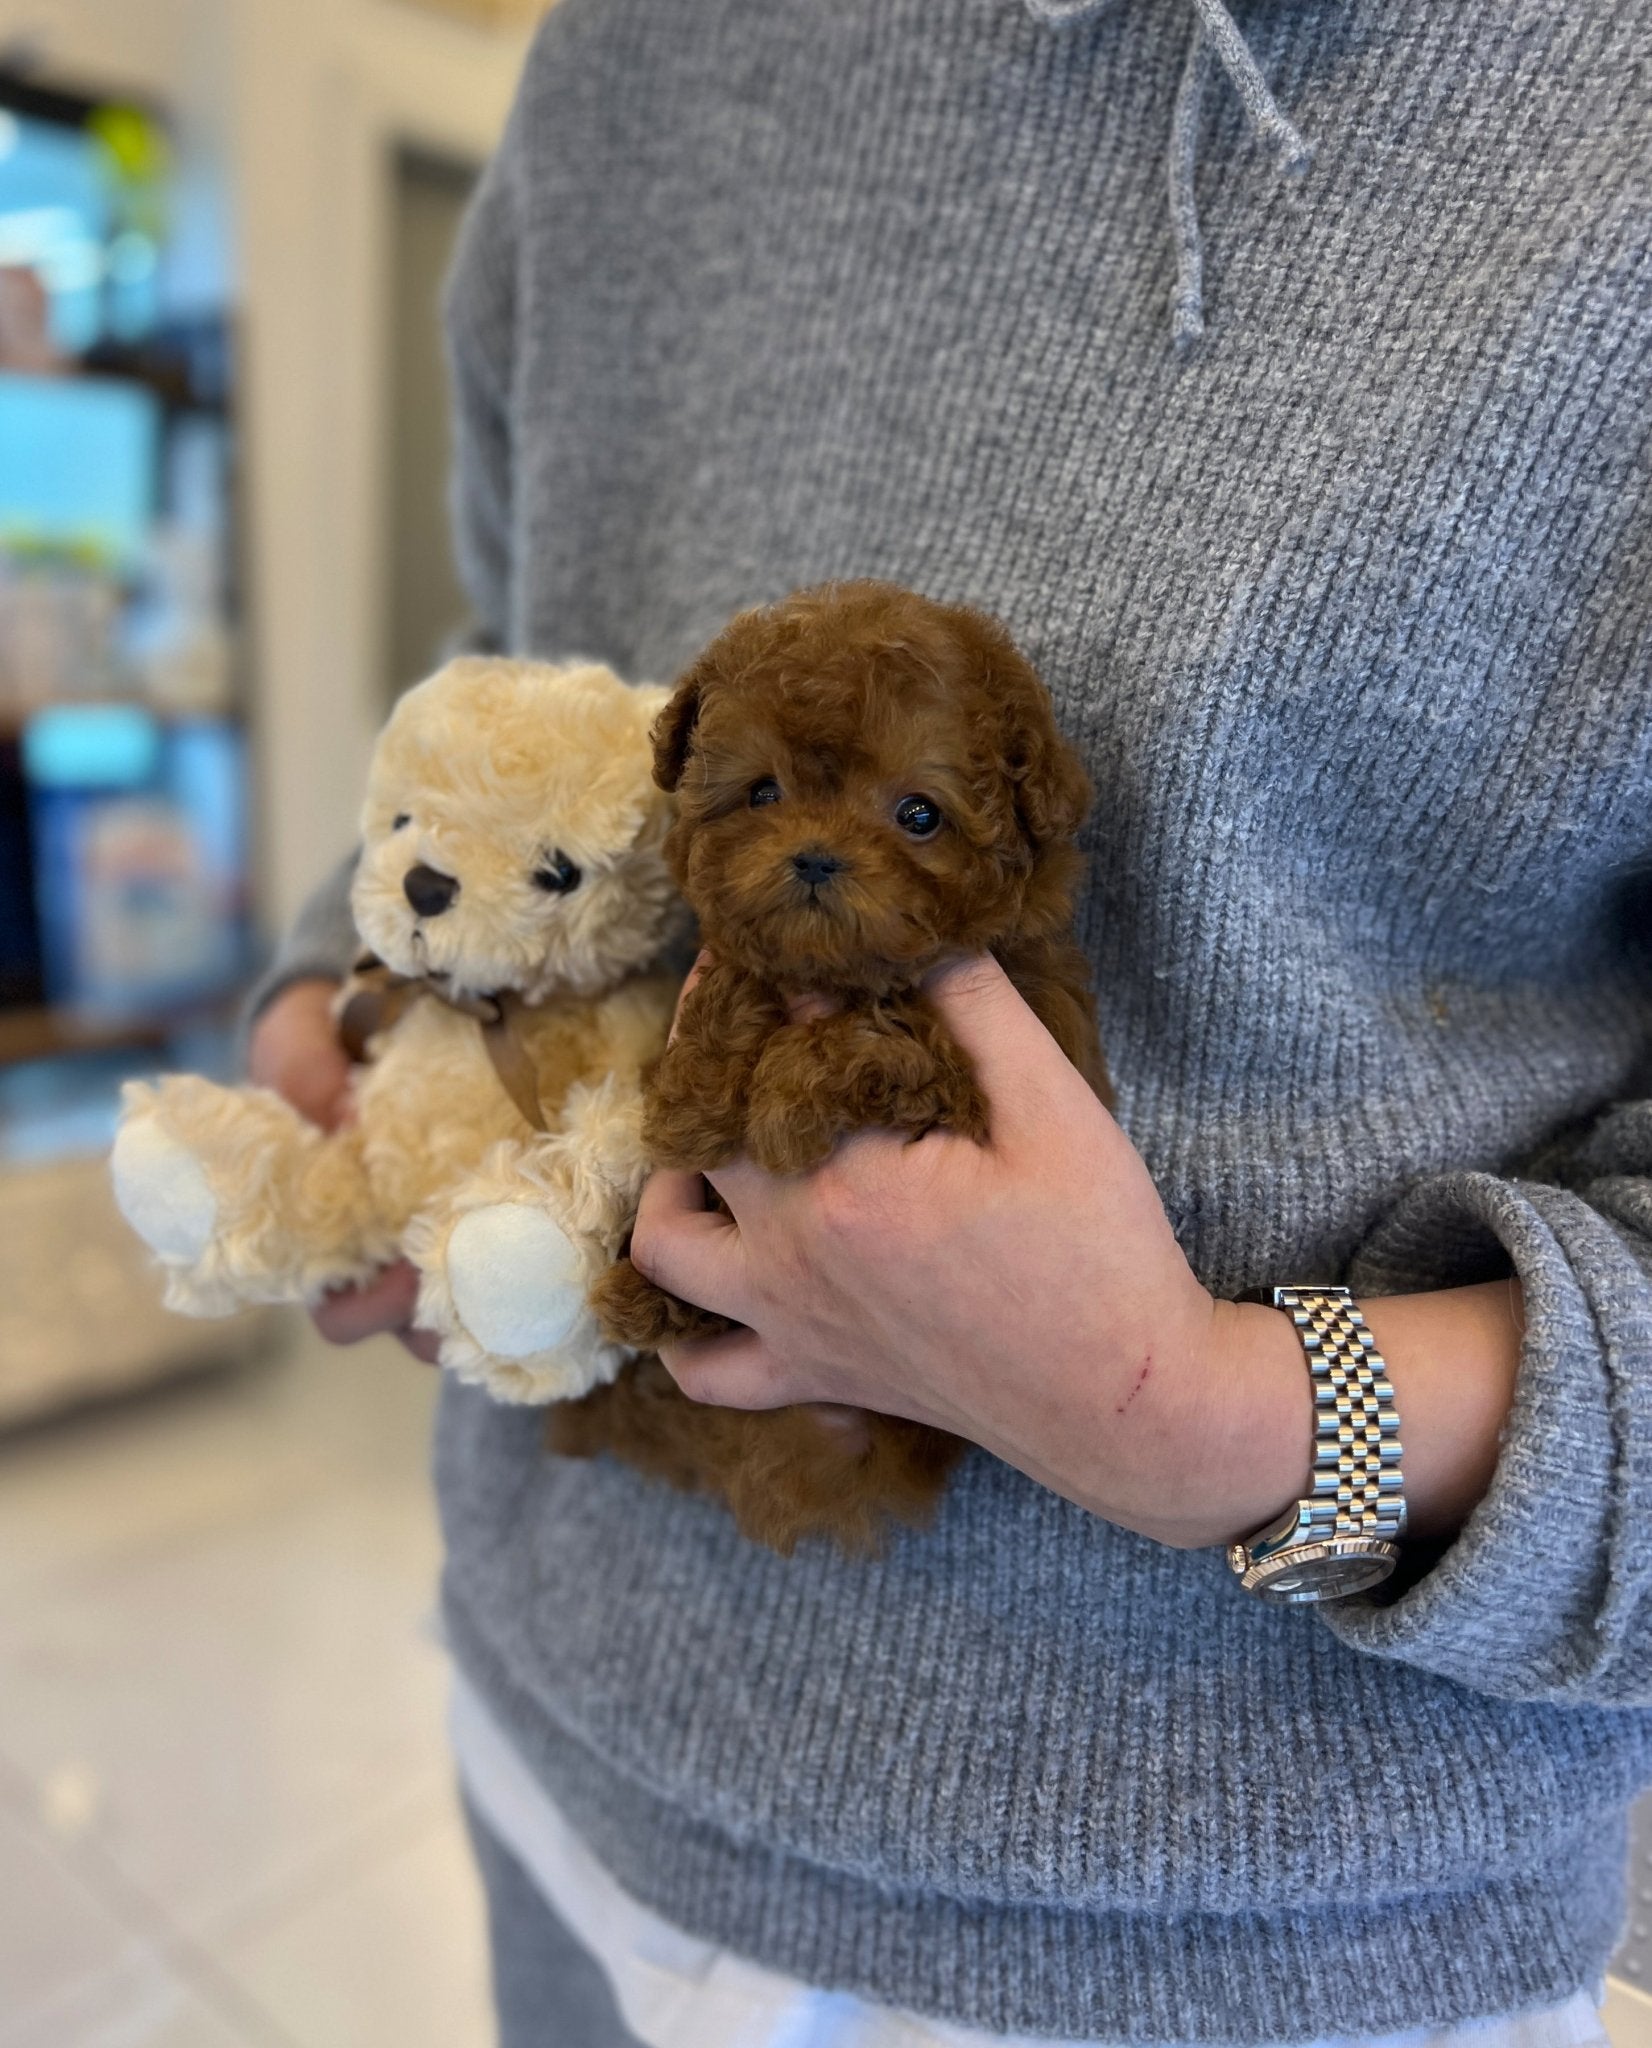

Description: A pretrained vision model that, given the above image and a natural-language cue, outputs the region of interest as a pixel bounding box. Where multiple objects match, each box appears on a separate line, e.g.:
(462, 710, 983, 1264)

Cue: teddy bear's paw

(111, 1115, 219, 1264)
(443, 1337, 623, 1408)
(445, 1204, 588, 1362)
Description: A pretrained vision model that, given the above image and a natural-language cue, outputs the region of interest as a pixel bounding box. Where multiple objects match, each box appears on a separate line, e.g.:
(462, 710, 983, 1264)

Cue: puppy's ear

(653, 603, 770, 790)
(1009, 691, 1090, 851)
(650, 666, 705, 791)
(972, 615, 1090, 851)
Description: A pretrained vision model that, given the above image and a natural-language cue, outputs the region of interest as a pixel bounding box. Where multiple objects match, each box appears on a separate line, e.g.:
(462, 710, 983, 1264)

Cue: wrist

(1166, 1297, 1313, 1550)
(1357, 1281, 1521, 1541)
(1181, 1280, 1523, 1554)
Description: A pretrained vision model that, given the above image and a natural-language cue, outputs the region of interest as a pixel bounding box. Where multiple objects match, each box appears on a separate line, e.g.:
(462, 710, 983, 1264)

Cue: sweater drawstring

(1024, 0, 1312, 346)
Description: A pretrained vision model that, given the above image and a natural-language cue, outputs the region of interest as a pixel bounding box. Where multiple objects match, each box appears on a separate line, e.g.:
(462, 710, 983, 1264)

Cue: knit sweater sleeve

(241, 850, 362, 1024)
(1318, 1111, 1652, 1707)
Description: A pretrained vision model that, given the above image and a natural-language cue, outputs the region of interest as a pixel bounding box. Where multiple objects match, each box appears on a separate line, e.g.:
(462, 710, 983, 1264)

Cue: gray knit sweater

(264, 2, 1652, 2037)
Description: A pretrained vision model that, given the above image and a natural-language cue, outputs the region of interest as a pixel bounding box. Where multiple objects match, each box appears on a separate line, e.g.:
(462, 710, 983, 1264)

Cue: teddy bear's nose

(791, 849, 843, 889)
(404, 863, 460, 918)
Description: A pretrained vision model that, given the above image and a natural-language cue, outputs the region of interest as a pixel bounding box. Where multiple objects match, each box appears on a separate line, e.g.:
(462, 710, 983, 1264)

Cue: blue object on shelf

(22, 702, 162, 787)
(0, 371, 161, 571)
(22, 705, 247, 1014)
(0, 108, 113, 354)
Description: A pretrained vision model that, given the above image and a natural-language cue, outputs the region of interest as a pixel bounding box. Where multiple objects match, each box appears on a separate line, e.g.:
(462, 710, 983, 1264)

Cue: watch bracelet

(1275, 1285, 1406, 1542)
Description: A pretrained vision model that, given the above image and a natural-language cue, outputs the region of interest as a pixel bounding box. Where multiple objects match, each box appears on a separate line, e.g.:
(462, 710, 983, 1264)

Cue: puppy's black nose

(792, 849, 843, 889)
(404, 863, 459, 917)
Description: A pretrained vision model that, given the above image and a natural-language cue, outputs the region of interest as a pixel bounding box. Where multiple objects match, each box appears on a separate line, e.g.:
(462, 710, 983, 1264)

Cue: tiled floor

(0, 1318, 493, 2048)
(6, 1320, 1652, 2048)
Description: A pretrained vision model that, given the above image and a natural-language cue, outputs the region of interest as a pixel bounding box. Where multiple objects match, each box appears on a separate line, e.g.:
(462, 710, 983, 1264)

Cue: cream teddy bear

(110, 656, 685, 1403)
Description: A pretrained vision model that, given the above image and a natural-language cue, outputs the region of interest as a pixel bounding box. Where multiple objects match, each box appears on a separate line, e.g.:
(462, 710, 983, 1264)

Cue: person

(248, 2, 1652, 2043)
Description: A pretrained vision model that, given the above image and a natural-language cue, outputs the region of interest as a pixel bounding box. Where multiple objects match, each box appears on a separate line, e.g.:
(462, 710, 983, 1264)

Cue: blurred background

(4, 5, 1652, 2048)
(0, 1, 537, 2042)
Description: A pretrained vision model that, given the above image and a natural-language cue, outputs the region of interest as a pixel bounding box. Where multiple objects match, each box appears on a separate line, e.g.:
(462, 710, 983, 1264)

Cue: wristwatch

(1227, 1285, 1405, 1603)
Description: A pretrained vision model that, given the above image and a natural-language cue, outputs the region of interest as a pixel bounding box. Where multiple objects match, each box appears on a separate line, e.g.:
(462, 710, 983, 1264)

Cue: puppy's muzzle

(791, 848, 844, 890)
(404, 863, 460, 917)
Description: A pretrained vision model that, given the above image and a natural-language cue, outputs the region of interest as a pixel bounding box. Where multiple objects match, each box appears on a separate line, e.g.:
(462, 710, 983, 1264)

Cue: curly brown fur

(592, 1251, 737, 1348)
(585, 581, 1111, 1552)
(549, 1357, 965, 1556)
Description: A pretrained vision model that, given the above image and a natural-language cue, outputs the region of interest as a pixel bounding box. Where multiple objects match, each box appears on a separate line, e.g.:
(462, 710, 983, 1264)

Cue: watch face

(1237, 1539, 1398, 1604)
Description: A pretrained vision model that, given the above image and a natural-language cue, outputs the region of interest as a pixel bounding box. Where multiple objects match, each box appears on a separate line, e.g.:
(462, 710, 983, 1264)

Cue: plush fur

(578, 582, 1112, 1552)
(112, 657, 686, 1403)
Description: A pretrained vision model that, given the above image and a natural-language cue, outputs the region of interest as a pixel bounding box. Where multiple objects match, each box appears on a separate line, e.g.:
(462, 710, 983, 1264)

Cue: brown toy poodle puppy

(567, 581, 1112, 1553)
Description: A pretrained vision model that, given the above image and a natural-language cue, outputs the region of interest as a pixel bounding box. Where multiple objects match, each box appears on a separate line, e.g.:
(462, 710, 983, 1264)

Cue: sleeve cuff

(241, 851, 361, 1036)
(1316, 1171, 1652, 1705)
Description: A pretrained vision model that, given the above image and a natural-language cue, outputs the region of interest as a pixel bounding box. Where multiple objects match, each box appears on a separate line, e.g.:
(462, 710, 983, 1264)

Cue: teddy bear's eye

(392, 813, 411, 830)
(533, 851, 583, 895)
(749, 777, 782, 808)
(895, 794, 942, 838)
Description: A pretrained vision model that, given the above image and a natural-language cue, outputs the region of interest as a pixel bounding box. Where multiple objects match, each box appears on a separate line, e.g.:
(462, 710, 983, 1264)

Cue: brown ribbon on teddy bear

(335, 955, 549, 1135)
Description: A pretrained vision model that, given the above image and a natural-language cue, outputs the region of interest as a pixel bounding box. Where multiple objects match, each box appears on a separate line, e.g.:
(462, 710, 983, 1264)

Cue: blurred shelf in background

(0, 991, 237, 1066)
(0, 1001, 170, 1065)
(0, 62, 256, 1425)
(0, 1144, 273, 1429)
(393, 0, 552, 27)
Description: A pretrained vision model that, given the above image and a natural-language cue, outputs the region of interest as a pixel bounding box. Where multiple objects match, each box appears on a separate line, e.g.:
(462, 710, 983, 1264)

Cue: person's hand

(247, 977, 354, 1129)
(634, 954, 1525, 1549)
(632, 955, 1312, 1550)
(307, 1258, 438, 1363)
(246, 977, 439, 1364)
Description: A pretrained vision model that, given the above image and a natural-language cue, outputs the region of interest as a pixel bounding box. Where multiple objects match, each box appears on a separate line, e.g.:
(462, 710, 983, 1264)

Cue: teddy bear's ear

(650, 664, 707, 791)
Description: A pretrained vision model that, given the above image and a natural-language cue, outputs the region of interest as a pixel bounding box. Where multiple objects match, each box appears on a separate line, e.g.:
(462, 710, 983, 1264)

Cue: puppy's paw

(929, 1069, 990, 1146)
(743, 1098, 838, 1175)
(743, 1021, 865, 1171)
(112, 1107, 219, 1264)
(640, 1092, 747, 1173)
(591, 1258, 738, 1351)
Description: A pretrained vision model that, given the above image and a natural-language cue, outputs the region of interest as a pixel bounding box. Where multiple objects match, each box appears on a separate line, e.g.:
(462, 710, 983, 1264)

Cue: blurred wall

(0, 0, 532, 934)
(385, 146, 479, 712)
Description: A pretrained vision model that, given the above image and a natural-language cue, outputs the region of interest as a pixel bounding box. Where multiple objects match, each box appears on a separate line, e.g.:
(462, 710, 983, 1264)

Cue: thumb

(923, 952, 1076, 1126)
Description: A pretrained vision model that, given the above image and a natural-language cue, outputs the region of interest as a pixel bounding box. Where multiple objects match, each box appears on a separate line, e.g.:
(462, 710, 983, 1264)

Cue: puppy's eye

(749, 777, 782, 809)
(533, 851, 583, 895)
(391, 813, 411, 831)
(894, 794, 942, 838)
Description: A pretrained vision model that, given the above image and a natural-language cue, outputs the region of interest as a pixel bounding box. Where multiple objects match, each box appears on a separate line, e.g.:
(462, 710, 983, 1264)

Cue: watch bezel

(1228, 1533, 1399, 1603)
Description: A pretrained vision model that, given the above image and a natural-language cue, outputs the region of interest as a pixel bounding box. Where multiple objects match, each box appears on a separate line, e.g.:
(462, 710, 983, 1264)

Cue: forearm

(1200, 1281, 1524, 1552)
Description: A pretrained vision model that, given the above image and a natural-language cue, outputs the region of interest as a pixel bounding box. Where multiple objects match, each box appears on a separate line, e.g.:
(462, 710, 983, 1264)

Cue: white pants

(453, 1675, 1609, 2048)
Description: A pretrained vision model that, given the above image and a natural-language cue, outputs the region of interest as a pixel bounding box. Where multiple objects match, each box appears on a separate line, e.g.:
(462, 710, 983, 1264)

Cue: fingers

(631, 1168, 750, 1321)
(312, 1260, 425, 1347)
(701, 1151, 777, 1213)
(666, 952, 711, 1047)
(924, 952, 1071, 1126)
(659, 1325, 794, 1410)
(782, 989, 837, 1025)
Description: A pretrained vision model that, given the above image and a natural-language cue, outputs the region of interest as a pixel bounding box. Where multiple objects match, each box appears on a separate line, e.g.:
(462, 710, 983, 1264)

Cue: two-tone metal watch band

(1227, 1285, 1406, 1602)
